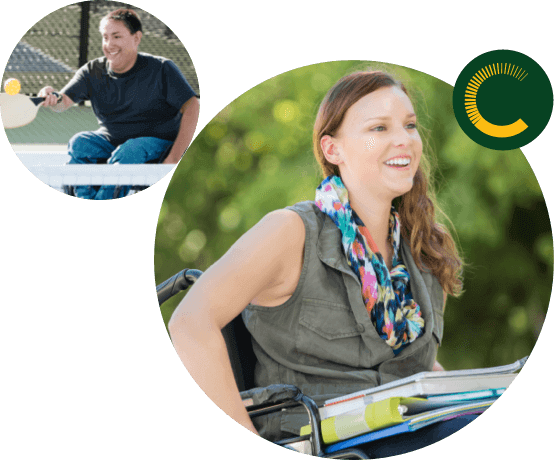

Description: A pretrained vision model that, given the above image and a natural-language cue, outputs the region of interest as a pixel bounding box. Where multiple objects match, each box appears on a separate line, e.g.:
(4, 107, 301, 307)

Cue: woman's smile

(384, 154, 412, 168)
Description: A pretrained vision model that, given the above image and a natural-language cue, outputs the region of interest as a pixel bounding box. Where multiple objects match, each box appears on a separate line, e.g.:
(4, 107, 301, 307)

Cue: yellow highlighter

(301, 397, 424, 444)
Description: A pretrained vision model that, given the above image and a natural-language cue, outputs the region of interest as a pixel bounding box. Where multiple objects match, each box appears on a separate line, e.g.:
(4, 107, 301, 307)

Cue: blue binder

(324, 399, 494, 454)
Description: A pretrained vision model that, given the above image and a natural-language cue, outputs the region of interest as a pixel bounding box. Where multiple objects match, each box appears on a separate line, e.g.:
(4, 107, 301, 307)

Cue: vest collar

(316, 214, 359, 280)
(315, 211, 436, 357)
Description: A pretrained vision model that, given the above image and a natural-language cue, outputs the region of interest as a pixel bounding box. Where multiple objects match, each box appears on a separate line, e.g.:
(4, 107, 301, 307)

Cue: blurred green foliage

(154, 61, 552, 370)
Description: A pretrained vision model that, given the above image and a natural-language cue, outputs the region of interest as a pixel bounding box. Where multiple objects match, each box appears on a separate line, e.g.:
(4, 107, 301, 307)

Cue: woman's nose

(392, 127, 411, 147)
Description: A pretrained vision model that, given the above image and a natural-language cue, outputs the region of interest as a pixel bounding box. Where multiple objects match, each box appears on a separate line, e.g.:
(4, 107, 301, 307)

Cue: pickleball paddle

(0, 92, 62, 129)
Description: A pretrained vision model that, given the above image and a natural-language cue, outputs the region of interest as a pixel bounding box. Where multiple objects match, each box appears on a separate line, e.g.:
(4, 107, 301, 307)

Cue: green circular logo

(453, 49, 553, 150)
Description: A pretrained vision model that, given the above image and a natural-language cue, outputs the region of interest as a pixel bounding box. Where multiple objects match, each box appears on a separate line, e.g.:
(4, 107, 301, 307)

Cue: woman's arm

(168, 209, 305, 434)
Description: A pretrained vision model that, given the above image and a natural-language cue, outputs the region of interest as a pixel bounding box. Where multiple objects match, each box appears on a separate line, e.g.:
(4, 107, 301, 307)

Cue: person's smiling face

(100, 19, 142, 73)
(324, 86, 422, 202)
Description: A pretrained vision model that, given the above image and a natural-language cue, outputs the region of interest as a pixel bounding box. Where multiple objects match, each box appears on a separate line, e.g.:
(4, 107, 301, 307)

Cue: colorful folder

(324, 399, 495, 454)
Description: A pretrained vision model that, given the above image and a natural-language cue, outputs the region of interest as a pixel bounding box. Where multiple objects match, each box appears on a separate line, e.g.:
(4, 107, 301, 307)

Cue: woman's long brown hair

(313, 71, 463, 296)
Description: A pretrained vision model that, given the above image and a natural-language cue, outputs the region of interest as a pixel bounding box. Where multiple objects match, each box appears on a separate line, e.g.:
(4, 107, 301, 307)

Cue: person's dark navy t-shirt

(61, 53, 197, 146)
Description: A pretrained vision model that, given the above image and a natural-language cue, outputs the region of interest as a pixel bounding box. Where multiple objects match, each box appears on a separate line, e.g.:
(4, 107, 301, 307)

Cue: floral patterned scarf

(315, 175, 425, 354)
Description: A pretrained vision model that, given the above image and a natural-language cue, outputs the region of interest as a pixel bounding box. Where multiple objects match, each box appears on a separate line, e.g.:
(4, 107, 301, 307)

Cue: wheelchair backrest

(222, 314, 257, 392)
(157, 268, 258, 392)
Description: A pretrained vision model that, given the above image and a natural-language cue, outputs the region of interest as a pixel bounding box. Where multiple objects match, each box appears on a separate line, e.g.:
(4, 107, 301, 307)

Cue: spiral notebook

(320, 356, 526, 419)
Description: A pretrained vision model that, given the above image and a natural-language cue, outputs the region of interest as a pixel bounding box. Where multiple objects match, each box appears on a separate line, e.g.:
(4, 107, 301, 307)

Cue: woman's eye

(371, 123, 416, 131)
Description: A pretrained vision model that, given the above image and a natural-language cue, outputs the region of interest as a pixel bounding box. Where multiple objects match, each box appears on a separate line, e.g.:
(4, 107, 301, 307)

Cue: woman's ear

(321, 135, 342, 166)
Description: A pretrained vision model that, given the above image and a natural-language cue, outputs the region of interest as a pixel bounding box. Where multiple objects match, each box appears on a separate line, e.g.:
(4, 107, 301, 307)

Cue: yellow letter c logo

(465, 64, 529, 138)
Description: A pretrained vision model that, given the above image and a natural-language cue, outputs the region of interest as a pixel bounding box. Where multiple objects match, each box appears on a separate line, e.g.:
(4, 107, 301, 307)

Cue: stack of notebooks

(294, 357, 527, 454)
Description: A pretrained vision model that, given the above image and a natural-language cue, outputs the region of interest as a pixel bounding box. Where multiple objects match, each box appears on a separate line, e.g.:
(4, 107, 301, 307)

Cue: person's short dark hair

(101, 8, 142, 34)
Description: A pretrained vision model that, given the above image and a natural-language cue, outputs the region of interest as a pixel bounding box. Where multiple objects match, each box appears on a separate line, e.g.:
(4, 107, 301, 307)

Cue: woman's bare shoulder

(256, 208, 305, 241)
(174, 209, 306, 329)
(239, 209, 306, 306)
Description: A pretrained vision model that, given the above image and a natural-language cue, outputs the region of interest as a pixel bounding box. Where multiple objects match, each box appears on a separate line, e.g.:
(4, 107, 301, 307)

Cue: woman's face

(326, 86, 422, 201)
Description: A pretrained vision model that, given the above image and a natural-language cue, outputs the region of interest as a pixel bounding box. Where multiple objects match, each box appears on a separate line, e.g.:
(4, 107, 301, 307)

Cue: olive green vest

(242, 201, 445, 439)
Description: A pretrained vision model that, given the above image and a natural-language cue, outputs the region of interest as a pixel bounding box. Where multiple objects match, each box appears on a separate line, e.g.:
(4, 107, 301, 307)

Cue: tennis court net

(15, 148, 173, 192)
(27, 163, 173, 188)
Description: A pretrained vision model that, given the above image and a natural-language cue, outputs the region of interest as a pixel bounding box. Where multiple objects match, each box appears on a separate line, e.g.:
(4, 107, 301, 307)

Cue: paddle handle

(30, 92, 62, 106)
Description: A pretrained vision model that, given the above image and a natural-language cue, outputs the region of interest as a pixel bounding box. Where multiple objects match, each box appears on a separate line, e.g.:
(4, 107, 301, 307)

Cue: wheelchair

(64, 143, 173, 198)
(157, 268, 370, 458)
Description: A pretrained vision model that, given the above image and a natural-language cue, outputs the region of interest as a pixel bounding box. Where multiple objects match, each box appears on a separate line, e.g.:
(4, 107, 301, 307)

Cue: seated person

(39, 8, 199, 200)
(168, 70, 476, 457)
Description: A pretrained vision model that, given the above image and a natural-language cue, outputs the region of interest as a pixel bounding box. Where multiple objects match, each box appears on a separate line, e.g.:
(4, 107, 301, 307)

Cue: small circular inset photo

(1, 1, 199, 200)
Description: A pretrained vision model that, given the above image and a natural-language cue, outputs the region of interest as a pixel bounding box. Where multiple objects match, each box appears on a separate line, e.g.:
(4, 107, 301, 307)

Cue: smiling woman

(313, 72, 463, 296)
(167, 69, 470, 457)
(319, 86, 423, 269)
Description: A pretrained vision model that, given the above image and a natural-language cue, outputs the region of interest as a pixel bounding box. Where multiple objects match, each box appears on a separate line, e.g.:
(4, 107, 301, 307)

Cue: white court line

(11, 144, 67, 152)
(28, 164, 174, 186)
(16, 152, 70, 167)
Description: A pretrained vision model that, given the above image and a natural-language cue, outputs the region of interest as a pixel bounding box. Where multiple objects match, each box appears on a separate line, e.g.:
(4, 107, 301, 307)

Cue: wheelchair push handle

(157, 268, 202, 305)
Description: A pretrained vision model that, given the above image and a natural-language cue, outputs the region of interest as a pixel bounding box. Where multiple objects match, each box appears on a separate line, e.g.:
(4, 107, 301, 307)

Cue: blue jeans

(67, 131, 173, 200)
